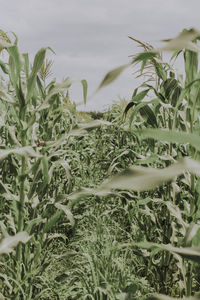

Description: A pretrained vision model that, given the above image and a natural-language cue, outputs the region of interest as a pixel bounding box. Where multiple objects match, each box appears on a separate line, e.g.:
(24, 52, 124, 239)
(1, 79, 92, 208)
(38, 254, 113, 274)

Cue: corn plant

(0, 31, 89, 298)
(65, 28, 200, 298)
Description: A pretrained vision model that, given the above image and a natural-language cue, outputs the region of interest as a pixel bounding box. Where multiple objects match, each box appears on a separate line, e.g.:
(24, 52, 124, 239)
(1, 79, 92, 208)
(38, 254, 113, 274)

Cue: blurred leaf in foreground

(155, 28, 200, 52)
(97, 64, 129, 90)
(0, 146, 41, 161)
(136, 128, 200, 152)
(0, 232, 29, 255)
(100, 157, 200, 192)
(67, 158, 200, 209)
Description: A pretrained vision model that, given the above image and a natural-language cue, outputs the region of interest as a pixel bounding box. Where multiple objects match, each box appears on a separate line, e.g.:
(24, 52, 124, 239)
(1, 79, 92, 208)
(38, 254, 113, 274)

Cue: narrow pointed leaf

(55, 203, 75, 227)
(132, 89, 149, 102)
(41, 156, 50, 185)
(81, 79, 87, 104)
(43, 210, 63, 233)
(130, 241, 200, 263)
(0, 232, 29, 255)
(7, 45, 21, 81)
(100, 158, 200, 192)
(123, 101, 136, 117)
(0, 89, 15, 103)
(0, 146, 41, 161)
(27, 47, 53, 100)
(136, 128, 200, 151)
(132, 52, 157, 64)
(37, 77, 73, 111)
(156, 28, 200, 52)
(22, 53, 29, 78)
(97, 64, 129, 90)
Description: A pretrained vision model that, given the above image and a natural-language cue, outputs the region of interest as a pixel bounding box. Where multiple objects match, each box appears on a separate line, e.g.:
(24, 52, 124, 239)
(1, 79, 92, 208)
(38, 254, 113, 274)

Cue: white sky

(1, 0, 200, 111)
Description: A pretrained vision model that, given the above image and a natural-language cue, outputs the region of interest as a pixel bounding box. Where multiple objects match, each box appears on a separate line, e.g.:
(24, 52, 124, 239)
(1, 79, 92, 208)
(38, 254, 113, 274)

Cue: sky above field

(1, 0, 200, 111)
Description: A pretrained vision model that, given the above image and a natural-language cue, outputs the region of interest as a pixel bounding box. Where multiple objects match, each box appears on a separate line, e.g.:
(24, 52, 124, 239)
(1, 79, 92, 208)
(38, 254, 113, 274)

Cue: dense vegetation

(1, 28, 200, 299)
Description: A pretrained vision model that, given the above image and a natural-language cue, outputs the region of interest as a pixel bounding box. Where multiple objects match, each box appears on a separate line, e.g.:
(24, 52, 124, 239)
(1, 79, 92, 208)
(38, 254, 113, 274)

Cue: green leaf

(0, 232, 29, 255)
(28, 159, 42, 200)
(97, 64, 129, 90)
(48, 159, 71, 183)
(139, 105, 158, 128)
(37, 77, 73, 111)
(22, 53, 29, 78)
(81, 79, 87, 104)
(157, 28, 200, 52)
(76, 119, 112, 131)
(41, 156, 50, 185)
(129, 99, 159, 127)
(55, 203, 75, 227)
(43, 210, 63, 233)
(7, 45, 21, 82)
(183, 223, 200, 247)
(0, 60, 9, 74)
(132, 52, 157, 64)
(0, 146, 42, 161)
(132, 89, 149, 102)
(7, 126, 21, 146)
(25, 217, 45, 234)
(36, 75, 45, 98)
(16, 80, 25, 108)
(136, 128, 200, 151)
(0, 89, 15, 103)
(27, 47, 53, 100)
(154, 63, 167, 81)
(123, 101, 136, 117)
(163, 78, 179, 100)
(100, 157, 200, 192)
(184, 48, 198, 86)
(134, 241, 200, 263)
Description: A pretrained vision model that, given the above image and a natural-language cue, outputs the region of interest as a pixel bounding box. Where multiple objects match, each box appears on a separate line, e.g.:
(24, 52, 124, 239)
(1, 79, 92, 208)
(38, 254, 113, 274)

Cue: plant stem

(16, 130, 26, 283)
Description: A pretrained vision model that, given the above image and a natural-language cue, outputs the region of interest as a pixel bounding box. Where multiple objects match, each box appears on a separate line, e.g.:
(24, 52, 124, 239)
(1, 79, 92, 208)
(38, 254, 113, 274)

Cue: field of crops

(1, 28, 200, 299)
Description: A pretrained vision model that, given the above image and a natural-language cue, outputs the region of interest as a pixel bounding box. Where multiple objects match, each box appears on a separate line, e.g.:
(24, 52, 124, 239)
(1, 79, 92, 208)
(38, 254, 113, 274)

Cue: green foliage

(0, 31, 89, 298)
(1, 27, 200, 299)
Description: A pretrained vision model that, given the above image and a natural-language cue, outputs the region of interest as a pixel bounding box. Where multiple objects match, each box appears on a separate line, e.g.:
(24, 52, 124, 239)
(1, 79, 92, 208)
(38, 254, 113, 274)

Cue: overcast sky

(1, 0, 200, 111)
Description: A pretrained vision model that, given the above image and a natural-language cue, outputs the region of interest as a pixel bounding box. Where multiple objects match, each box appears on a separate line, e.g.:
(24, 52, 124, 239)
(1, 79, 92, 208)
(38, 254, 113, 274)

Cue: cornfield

(1, 28, 200, 299)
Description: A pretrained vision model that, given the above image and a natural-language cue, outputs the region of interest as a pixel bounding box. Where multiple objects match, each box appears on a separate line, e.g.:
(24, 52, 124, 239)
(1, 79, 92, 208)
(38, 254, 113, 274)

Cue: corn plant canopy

(1, 28, 200, 299)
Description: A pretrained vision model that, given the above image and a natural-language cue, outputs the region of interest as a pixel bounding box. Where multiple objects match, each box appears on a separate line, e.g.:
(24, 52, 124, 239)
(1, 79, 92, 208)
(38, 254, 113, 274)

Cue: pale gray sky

(1, 0, 200, 111)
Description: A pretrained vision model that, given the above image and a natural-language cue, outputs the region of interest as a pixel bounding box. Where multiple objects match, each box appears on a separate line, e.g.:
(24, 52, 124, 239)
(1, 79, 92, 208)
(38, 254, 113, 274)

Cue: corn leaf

(55, 203, 75, 227)
(100, 157, 200, 192)
(37, 77, 74, 111)
(183, 223, 200, 247)
(81, 79, 88, 104)
(136, 128, 200, 151)
(132, 52, 156, 64)
(0, 146, 41, 161)
(0, 89, 15, 103)
(7, 45, 21, 83)
(27, 47, 53, 100)
(41, 156, 50, 185)
(97, 64, 129, 90)
(43, 210, 63, 233)
(0, 232, 29, 255)
(156, 28, 200, 52)
(133, 241, 200, 263)
(22, 53, 29, 78)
